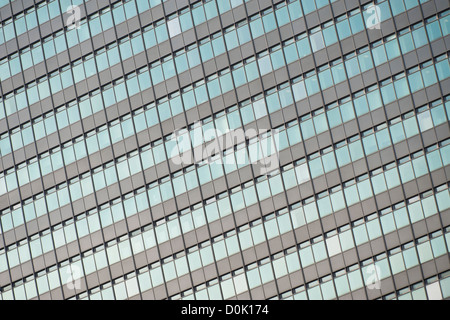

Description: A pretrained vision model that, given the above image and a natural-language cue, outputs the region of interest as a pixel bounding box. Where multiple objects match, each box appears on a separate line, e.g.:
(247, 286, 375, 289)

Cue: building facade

(0, 0, 449, 300)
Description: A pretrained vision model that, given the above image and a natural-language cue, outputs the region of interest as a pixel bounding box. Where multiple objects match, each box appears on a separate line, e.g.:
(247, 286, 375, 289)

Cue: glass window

(310, 32, 325, 52)
(168, 18, 181, 37)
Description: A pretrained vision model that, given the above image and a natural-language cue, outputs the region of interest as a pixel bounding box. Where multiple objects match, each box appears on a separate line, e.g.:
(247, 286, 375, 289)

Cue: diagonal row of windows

(1, 16, 448, 175)
(1, 58, 449, 209)
(1, 131, 449, 280)
(1, 209, 448, 300)
(1, 0, 444, 126)
(0, 86, 449, 249)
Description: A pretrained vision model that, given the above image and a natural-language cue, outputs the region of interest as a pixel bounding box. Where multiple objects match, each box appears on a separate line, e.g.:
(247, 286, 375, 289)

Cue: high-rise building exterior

(0, 0, 449, 301)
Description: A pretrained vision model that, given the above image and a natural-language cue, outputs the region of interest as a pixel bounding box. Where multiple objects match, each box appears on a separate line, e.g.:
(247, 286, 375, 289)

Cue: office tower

(0, 0, 449, 301)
